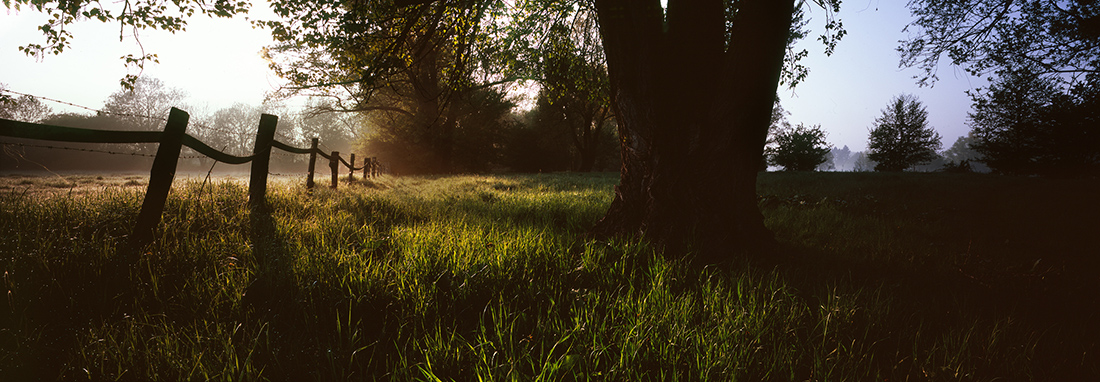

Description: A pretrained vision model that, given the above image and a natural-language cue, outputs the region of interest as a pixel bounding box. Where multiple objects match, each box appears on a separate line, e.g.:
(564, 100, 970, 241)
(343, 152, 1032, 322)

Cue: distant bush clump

(767, 123, 831, 171)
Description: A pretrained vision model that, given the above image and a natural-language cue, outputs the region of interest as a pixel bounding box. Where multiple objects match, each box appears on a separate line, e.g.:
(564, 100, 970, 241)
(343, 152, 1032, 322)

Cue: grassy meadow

(1, 171, 1097, 380)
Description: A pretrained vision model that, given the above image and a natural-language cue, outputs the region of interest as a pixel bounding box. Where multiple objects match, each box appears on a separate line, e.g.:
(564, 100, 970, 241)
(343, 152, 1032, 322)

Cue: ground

(1, 171, 1096, 380)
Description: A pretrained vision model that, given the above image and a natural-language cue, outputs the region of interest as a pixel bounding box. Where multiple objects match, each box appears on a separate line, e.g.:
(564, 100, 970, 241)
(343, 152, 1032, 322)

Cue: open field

(1, 172, 1097, 380)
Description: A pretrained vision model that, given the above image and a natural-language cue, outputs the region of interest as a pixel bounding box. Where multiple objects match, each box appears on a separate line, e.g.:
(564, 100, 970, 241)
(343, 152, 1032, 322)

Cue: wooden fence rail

(0, 107, 384, 247)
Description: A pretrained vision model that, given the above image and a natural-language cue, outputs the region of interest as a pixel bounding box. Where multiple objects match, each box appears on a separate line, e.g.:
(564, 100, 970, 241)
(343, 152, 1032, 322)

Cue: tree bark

(591, 0, 795, 260)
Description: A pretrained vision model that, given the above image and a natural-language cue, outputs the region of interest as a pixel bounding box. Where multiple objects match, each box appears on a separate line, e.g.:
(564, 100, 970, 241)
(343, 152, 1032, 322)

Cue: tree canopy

(1, 84, 53, 123)
(867, 94, 942, 172)
(968, 68, 1100, 176)
(900, 0, 1100, 176)
(901, 0, 1100, 85)
(767, 122, 831, 171)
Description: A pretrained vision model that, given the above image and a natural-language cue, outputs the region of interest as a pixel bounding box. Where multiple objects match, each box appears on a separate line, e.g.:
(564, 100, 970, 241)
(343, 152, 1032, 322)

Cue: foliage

(3, 0, 248, 89)
(504, 91, 619, 173)
(260, 0, 495, 102)
(529, 5, 616, 172)
(940, 133, 991, 173)
(503, 108, 573, 173)
(867, 94, 942, 172)
(779, 0, 846, 88)
(260, 0, 512, 173)
(289, 98, 361, 155)
(361, 85, 514, 174)
(901, 0, 1100, 86)
(942, 133, 982, 165)
(444, 86, 516, 172)
(968, 70, 1100, 176)
(2, 173, 1098, 380)
(767, 123, 831, 171)
(762, 97, 793, 170)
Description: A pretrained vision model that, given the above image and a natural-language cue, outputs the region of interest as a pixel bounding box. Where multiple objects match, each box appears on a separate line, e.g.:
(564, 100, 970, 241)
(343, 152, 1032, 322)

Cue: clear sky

(1, 1, 982, 152)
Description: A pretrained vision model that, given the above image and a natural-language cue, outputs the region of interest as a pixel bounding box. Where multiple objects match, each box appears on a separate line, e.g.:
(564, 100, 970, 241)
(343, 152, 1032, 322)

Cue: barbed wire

(3, 89, 305, 144)
(1, 88, 170, 122)
(0, 141, 158, 157)
(268, 172, 304, 177)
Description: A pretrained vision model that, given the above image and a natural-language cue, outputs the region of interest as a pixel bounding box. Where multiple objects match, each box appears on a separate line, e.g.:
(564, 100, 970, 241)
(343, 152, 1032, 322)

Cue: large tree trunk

(591, 0, 795, 260)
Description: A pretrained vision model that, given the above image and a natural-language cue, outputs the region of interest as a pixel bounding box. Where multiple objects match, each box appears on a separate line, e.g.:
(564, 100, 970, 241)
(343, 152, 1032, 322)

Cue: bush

(767, 123, 831, 171)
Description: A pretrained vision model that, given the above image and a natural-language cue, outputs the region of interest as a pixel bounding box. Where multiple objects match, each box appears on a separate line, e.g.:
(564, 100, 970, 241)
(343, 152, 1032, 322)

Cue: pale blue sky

(778, 0, 985, 151)
(1, 1, 981, 152)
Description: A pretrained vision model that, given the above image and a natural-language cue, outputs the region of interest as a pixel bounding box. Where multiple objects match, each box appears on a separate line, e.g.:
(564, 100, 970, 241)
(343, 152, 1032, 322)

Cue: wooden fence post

(348, 153, 356, 182)
(362, 156, 370, 179)
(371, 157, 378, 177)
(249, 114, 278, 209)
(132, 107, 189, 246)
(329, 151, 340, 189)
(306, 138, 318, 189)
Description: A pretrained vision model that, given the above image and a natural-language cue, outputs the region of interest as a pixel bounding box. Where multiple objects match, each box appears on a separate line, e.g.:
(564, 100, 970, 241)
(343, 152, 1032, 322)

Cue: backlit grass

(1, 172, 1096, 380)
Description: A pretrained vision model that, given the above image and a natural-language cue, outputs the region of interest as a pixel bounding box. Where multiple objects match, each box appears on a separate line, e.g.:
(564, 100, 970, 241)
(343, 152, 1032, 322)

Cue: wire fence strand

(0, 141, 158, 157)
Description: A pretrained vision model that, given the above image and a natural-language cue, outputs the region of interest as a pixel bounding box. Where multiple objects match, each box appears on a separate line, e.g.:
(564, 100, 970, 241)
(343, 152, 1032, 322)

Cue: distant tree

(362, 85, 513, 174)
(767, 123, 831, 171)
(829, 145, 853, 171)
(538, 26, 615, 172)
(501, 3, 616, 172)
(0, 85, 52, 123)
(100, 76, 187, 132)
(817, 153, 835, 171)
(263, 0, 502, 174)
(940, 133, 990, 173)
(968, 70, 1100, 176)
(446, 86, 515, 173)
(852, 151, 876, 172)
(210, 103, 266, 156)
(942, 134, 980, 164)
(910, 152, 947, 172)
(296, 98, 358, 154)
(505, 103, 573, 173)
(4, 112, 155, 172)
(867, 94, 942, 171)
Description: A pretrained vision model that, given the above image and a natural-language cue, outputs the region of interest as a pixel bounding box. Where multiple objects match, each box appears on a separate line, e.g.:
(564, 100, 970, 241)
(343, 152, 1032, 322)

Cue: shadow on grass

(759, 239, 1099, 379)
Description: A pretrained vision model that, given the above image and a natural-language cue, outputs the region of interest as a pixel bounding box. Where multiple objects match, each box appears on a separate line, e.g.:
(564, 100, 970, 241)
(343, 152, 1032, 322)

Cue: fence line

(0, 107, 385, 248)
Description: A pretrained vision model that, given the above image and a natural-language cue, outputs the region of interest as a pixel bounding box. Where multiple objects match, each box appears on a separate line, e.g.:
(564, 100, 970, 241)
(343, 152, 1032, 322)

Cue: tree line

(0, 77, 620, 174)
(765, 85, 1098, 176)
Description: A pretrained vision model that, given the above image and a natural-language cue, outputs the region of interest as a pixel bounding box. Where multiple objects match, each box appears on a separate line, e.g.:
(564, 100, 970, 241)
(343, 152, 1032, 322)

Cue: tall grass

(0, 172, 1095, 380)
